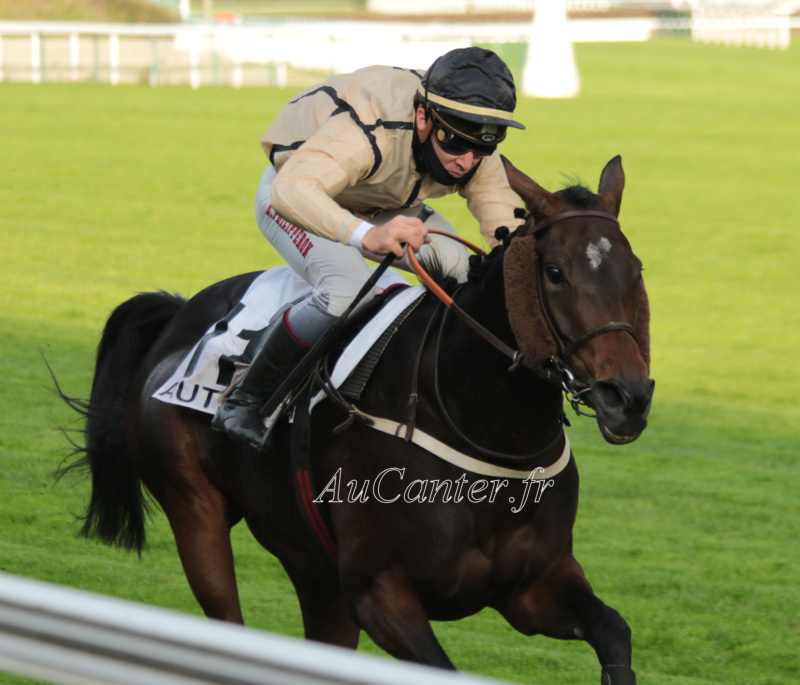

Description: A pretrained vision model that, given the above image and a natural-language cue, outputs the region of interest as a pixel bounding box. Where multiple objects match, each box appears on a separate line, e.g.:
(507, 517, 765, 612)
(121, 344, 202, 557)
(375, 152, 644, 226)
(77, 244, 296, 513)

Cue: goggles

(429, 108, 503, 158)
(433, 125, 496, 158)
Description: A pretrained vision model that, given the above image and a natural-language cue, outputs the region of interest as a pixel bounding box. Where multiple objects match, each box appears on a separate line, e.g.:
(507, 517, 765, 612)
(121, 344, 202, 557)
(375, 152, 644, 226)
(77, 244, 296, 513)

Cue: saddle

(152, 266, 424, 416)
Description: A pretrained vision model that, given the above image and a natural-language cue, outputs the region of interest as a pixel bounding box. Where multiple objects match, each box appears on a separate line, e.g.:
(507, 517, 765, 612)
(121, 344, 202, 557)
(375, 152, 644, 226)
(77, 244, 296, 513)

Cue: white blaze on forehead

(586, 237, 612, 270)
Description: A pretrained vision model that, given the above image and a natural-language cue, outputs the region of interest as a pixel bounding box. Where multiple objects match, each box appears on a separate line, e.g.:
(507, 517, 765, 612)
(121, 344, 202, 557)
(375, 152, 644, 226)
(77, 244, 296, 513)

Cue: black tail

(56, 291, 186, 553)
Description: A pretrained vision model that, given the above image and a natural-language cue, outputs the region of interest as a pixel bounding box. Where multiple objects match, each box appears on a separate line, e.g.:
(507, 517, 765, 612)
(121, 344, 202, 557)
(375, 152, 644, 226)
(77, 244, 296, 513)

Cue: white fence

(0, 572, 508, 685)
(366, 0, 627, 14)
(0, 10, 793, 89)
(0, 17, 663, 88)
(173, 0, 626, 17)
(0, 21, 296, 87)
(690, 7, 792, 48)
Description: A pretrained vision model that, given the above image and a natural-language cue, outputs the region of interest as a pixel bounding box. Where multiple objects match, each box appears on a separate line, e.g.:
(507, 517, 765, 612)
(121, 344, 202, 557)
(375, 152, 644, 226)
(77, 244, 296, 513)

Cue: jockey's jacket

(261, 65, 524, 247)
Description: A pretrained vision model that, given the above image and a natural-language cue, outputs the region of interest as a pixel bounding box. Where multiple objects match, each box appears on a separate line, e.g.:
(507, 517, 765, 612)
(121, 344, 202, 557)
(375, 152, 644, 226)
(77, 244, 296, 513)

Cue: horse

(58, 155, 653, 685)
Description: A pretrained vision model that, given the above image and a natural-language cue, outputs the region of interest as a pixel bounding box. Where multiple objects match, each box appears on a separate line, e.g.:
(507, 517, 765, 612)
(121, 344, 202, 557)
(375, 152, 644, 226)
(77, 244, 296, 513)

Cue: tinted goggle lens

(434, 125, 496, 158)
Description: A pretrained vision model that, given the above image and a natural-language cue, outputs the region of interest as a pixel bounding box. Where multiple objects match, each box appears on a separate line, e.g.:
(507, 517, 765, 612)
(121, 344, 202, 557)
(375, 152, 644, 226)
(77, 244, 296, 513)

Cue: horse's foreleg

(348, 569, 455, 669)
(291, 578, 361, 649)
(498, 556, 636, 685)
(160, 485, 244, 624)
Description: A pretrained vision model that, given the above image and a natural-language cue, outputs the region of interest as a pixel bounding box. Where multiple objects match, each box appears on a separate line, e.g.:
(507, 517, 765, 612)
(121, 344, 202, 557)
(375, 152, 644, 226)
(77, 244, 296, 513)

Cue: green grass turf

(0, 0, 178, 22)
(1, 37, 798, 684)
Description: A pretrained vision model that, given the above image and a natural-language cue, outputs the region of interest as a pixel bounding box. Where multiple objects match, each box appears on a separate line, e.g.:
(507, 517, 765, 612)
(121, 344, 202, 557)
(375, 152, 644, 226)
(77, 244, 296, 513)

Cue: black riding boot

(212, 316, 308, 448)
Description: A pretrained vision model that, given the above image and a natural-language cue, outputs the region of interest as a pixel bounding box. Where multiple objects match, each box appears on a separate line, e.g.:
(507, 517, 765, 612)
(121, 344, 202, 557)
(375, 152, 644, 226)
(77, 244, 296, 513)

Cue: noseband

(533, 210, 638, 415)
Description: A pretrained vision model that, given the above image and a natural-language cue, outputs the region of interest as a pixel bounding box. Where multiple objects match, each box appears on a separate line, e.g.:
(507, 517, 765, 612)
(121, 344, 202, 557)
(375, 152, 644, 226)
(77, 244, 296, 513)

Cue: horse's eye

(545, 264, 565, 285)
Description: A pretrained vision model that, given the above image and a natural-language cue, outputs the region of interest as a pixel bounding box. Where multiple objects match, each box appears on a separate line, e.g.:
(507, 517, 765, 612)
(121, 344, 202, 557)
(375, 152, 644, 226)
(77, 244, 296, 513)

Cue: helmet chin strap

(422, 135, 480, 187)
(412, 105, 480, 187)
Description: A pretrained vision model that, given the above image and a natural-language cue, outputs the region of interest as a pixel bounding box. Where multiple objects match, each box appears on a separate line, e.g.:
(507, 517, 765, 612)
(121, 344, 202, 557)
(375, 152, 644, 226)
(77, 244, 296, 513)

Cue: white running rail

(0, 572, 509, 685)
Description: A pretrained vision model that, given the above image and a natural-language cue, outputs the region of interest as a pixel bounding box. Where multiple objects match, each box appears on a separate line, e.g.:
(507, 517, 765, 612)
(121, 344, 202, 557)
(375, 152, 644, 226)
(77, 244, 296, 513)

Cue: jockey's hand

(362, 216, 431, 258)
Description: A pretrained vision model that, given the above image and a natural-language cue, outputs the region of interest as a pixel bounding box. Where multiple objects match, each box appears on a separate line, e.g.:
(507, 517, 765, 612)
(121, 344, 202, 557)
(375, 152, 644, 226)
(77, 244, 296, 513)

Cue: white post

(31, 32, 41, 84)
(190, 48, 201, 88)
(522, 0, 580, 98)
(0, 34, 4, 82)
(232, 59, 243, 88)
(150, 35, 160, 87)
(776, 12, 790, 49)
(69, 33, 80, 81)
(179, 0, 191, 21)
(109, 33, 119, 85)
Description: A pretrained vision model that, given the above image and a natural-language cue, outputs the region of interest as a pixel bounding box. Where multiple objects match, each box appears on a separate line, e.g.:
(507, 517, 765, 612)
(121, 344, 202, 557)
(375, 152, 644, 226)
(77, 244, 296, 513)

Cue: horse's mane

(420, 251, 461, 296)
(466, 242, 505, 284)
(560, 183, 596, 208)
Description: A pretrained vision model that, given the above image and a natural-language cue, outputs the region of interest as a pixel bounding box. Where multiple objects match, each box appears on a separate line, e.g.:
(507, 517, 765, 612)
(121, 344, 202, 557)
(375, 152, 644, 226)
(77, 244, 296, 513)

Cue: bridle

(529, 210, 639, 415)
(407, 210, 639, 417)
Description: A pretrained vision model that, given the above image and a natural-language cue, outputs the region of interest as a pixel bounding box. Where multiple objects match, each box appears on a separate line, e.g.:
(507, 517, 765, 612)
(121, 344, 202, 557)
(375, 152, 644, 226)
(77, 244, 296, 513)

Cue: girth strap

(292, 391, 339, 564)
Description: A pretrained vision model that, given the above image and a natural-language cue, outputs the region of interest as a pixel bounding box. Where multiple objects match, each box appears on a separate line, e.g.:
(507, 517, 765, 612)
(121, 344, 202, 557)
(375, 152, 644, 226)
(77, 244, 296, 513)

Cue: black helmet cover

(418, 47, 526, 132)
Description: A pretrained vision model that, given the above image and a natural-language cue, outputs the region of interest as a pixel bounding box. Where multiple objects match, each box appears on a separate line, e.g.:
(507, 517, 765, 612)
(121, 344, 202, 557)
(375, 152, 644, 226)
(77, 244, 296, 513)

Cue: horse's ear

(501, 155, 561, 220)
(598, 155, 625, 216)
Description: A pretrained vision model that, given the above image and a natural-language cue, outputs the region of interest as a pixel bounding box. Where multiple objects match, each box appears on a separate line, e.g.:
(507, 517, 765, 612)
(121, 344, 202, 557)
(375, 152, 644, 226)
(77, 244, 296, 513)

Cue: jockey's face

(415, 106, 482, 179)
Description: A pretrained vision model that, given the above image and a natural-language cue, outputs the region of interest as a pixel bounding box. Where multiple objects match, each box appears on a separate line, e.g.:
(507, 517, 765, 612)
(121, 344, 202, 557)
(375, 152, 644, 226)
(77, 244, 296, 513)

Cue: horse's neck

(429, 264, 563, 451)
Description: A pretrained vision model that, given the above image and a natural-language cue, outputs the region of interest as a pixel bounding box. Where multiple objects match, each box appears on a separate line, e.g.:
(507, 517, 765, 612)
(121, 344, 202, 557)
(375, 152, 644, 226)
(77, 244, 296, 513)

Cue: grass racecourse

(1, 37, 798, 684)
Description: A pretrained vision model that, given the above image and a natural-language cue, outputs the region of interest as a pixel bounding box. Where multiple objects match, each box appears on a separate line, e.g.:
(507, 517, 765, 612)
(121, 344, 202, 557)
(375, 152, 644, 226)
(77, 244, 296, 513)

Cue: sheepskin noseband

(503, 235, 559, 371)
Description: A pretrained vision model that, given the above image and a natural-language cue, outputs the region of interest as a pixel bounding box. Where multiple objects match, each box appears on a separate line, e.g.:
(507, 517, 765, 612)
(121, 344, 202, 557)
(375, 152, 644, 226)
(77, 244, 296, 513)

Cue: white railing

(366, 0, 616, 14)
(0, 21, 294, 87)
(0, 10, 790, 88)
(0, 17, 665, 88)
(690, 7, 792, 48)
(174, 0, 689, 17)
(0, 572, 508, 685)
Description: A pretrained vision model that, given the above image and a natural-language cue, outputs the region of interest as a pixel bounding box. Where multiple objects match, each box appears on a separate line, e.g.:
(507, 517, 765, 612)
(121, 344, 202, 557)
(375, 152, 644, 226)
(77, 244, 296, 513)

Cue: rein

(432, 291, 567, 465)
(405, 230, 564, 467)
(406, 231, 524, 372)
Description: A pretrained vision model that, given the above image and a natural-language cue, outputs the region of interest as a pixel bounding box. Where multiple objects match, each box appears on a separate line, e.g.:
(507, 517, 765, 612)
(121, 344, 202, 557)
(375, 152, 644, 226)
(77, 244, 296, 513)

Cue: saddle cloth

(152, 266, 424, 415)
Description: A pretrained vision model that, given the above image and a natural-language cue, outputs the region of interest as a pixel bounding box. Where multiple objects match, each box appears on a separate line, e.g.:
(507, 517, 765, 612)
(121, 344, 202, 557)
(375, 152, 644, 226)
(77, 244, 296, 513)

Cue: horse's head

(502, 156, 654, 445)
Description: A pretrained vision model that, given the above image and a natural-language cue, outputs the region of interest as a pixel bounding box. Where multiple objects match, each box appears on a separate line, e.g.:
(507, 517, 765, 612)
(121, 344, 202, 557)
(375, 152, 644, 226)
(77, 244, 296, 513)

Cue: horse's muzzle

(590, 378, 655, 445)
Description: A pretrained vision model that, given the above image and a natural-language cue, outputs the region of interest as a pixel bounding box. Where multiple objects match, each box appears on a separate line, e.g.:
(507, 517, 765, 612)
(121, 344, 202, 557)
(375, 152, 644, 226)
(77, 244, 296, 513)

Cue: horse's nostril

(593, 379, 654, 415)
(593, 381, 628, 412)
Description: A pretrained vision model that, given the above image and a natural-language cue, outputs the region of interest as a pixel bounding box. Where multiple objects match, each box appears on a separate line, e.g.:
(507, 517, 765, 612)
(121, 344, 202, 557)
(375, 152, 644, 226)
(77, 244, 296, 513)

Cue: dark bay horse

(60, 156, 653, 684)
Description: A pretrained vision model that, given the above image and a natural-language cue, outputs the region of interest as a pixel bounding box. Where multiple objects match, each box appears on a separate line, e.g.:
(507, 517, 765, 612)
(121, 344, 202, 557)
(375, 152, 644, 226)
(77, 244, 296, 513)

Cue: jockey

(213, 46, 526, 447)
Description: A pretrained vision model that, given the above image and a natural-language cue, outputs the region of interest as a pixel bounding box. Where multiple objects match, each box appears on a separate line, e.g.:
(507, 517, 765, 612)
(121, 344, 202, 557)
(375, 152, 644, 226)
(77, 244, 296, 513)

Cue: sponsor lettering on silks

(156, 380, 224, 410)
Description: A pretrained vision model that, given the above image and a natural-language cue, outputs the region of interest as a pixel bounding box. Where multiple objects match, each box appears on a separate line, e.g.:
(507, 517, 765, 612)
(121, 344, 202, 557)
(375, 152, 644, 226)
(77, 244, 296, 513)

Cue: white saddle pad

(152, 266, 423, 415)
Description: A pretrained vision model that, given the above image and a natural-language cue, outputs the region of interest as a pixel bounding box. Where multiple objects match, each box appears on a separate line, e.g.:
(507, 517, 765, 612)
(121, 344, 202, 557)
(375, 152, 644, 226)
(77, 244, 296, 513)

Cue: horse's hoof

(601, 665, 636, 685)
